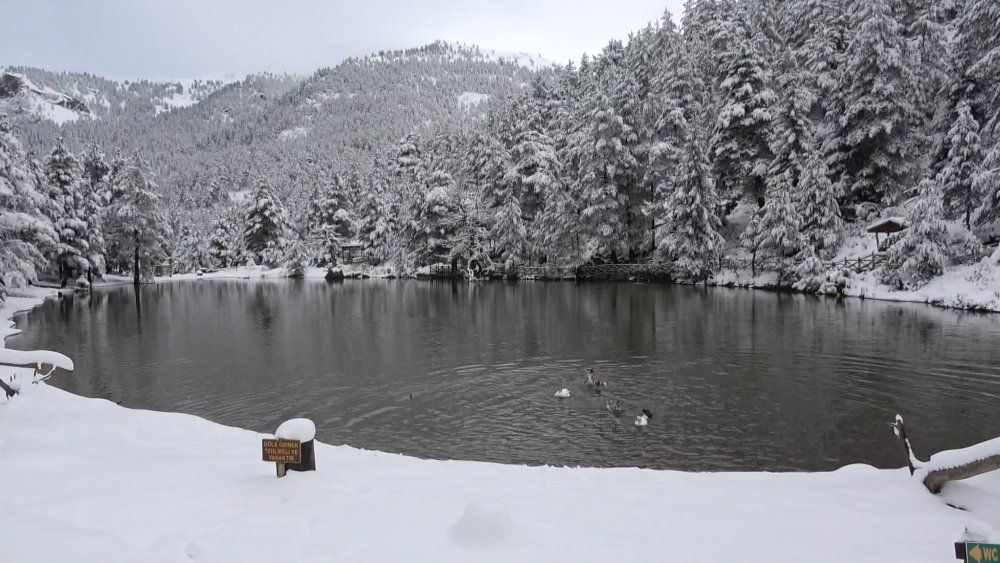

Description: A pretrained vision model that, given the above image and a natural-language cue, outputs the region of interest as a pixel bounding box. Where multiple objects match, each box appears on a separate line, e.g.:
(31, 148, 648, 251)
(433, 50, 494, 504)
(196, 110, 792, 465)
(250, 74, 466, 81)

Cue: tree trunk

(133, 246, 140, 287)
(924, 454, 1000, 494)
(0, 377, 16, 399)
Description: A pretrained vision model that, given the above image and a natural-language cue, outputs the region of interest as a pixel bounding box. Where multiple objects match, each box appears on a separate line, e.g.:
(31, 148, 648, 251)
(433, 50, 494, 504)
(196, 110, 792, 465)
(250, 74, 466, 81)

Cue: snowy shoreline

(709, 253, 1000, 313)
(146, 258, 1000, 315)
(2, 287, 1000, 561)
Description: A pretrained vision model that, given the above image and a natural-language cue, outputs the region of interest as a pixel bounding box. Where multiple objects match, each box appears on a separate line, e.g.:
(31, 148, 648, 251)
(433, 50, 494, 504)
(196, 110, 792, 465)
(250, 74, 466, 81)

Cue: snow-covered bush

(792, 247, 849, 295)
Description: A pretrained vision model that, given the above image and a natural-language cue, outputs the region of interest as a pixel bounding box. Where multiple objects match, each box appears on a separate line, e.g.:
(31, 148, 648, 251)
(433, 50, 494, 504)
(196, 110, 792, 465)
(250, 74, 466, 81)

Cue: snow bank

(0, 384, 997, 562)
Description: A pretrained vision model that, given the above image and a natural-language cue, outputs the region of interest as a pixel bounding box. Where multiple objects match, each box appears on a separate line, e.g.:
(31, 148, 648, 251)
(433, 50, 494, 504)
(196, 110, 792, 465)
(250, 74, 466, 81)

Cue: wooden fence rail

(824, 253, 884, 273)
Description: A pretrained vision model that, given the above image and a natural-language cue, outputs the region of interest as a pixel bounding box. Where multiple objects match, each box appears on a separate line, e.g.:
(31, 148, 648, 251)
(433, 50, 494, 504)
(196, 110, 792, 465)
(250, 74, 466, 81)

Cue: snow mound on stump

(450, 499, 518, 548)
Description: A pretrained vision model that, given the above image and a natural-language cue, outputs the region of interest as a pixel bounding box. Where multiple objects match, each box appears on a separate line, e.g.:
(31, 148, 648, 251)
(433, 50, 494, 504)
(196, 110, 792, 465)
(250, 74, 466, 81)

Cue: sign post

(956, 542, 1000, 563)
(262, 438, 302, 478)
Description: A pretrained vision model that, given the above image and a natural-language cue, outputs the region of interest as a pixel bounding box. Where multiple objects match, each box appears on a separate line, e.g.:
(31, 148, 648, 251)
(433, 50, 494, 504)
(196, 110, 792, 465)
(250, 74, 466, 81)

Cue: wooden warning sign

(262, 438, 301, 464)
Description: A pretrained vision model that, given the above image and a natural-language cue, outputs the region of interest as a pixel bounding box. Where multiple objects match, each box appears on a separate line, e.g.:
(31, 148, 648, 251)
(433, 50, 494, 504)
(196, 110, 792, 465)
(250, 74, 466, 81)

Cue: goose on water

(634, 408, 653, 427)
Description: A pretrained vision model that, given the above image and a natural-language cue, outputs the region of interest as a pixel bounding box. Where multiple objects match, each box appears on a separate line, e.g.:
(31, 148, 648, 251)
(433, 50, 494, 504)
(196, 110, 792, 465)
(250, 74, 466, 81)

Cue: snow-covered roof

(866, 216, 906, 233)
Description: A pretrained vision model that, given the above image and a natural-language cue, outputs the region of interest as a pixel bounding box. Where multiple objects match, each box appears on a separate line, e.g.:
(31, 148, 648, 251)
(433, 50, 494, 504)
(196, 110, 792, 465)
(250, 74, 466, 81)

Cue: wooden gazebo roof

(866, 217, 906, 234)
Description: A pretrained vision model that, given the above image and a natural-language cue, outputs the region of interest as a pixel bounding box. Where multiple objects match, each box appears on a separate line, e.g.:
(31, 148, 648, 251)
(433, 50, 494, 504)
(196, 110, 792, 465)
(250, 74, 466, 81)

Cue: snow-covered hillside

(0, 67, 232, 125)
(0, 71, 92, 124)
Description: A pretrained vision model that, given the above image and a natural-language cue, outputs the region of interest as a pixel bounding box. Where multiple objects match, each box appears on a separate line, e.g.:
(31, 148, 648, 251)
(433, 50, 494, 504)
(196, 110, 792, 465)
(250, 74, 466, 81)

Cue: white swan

(554, 388, 571, 398)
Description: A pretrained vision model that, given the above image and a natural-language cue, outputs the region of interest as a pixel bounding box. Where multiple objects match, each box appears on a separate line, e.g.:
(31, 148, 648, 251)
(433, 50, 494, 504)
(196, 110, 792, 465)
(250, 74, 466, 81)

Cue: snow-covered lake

(10, 280, 1000, 471)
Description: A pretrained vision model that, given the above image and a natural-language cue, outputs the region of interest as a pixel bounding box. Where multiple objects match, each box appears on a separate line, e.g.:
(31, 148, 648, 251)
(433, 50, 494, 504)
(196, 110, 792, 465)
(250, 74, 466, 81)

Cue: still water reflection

(10, 280, 1000, 471)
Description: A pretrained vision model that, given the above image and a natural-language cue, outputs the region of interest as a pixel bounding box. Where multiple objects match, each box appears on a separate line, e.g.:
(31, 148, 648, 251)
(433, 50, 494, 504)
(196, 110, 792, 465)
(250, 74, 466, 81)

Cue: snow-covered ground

(712, 220, 1000, 312)
(2, 288, 1000, 562)
(2, 383, 998, 562)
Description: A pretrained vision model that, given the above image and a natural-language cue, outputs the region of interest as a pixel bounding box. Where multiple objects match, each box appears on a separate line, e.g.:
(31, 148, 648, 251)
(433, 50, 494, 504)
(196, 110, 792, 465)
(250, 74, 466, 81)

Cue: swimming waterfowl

(554, 388, 571, 398)
(634, 408, 653, 427)
(606, 399, 622, 417)
(584, 368, 607, 389)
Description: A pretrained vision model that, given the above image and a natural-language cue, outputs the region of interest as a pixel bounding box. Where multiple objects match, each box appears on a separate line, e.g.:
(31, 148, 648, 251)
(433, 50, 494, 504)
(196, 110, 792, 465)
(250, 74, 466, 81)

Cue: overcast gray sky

(1, 0, 685, 80)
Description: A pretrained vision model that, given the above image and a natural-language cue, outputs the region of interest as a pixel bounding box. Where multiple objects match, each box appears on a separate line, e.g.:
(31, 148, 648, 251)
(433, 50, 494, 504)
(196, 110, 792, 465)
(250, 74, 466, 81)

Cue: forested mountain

(2, 3, 999, 296)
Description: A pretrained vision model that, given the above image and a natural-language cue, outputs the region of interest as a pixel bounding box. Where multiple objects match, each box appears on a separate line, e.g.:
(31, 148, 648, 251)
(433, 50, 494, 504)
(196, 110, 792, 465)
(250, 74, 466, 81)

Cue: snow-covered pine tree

(409, 170, 460, 266)
(905, 0, 954, 121)
(881, 177, 955, 289)
(657, 132, 725, 281)
(0, 115, 58, 301)
(881, 180, 940, 288)
(647, 40, 708, 256)
(781, 0, 846, 102)
(797, 147, 843, 257)
(80, 142, 109, 278)
(282, 234, 311, 278)
(939, 101, 983, 229)
(305, 174, 353, 266)
(492, 188, 528, 272)
(470, 126, 525, 270)
(104, 158, 171, 285)
(504, 97, 561, 261)
(172, 222, 212, 273)
(952, 0, 1000, 128)
(242, 176, 290, 267)
(208, 215, 240, 268)
(44, 137, 90, 282)
(355, 167, 397, 266)
(711, 33, 777, 202)
(578, 94, 637, 261)
(832, 0, 918, 205)
(767, 52, 815, 198)
(974, 142, 1000, 228)
(740, 172, 806, 276)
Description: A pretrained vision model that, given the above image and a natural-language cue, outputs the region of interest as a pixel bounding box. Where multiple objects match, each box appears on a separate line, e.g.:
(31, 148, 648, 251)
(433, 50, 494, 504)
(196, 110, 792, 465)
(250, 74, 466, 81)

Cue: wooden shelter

(340, 242, 365, 264)
(866, 217, 906, 251)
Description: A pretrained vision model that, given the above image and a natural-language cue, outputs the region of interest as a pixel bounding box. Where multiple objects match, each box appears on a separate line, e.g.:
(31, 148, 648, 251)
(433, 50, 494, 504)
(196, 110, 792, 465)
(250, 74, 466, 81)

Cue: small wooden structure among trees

(340, 242, 365, 264)
(866, 217, 906, 251)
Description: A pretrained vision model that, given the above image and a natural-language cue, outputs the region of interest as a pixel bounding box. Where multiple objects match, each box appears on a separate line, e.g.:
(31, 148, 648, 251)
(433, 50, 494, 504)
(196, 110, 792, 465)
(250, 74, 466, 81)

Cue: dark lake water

(9, 280, 1000, 471)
